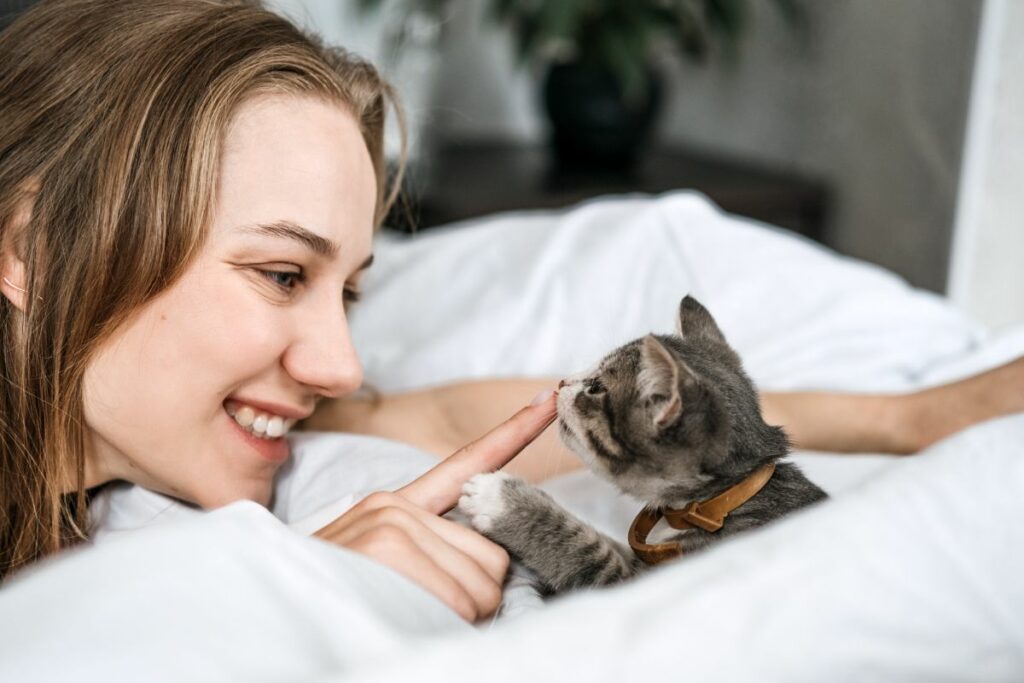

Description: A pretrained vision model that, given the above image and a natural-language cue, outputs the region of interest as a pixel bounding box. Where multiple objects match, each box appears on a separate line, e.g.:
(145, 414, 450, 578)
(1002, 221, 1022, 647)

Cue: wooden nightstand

(389, 141, 831, 243)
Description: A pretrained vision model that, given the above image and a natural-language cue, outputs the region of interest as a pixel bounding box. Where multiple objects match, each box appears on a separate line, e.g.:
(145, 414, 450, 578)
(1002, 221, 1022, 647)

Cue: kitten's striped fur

(458, 295, 827, 595)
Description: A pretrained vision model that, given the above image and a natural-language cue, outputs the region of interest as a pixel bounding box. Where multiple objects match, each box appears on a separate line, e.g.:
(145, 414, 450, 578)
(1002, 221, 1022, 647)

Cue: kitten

(458, 295, 826, 595)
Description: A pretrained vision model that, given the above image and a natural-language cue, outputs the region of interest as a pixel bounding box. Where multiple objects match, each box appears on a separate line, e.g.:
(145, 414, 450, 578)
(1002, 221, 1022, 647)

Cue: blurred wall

(0, 0, 37, 32)
(659, 1, 982, 294)
(270, 0, 982, 294)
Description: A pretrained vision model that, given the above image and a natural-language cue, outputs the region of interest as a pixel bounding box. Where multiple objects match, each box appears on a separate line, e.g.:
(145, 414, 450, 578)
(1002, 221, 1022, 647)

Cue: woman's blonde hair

(0, 0, 405, 581)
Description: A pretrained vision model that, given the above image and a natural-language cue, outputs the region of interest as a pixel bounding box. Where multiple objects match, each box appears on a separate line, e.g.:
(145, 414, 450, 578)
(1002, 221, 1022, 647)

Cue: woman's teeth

(225, 402, 296, 440)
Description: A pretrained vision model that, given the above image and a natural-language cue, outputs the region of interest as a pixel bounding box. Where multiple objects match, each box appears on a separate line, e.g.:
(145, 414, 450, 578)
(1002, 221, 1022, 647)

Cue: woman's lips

(224, 406, 290, 464)
(224, 396, 312, 421)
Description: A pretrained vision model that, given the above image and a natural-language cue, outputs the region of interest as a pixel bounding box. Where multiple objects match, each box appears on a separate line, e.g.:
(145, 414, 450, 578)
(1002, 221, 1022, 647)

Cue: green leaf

(515, 12, 547, 64)
(704, 0, 747, 37)
(536, 0, 588, 43)
(482, 0, 802, 73)
(703, 0, 749, 62)
(598, 23, 649, 105)
(355, 0, 384, 15)
(668, 0, 710, 63)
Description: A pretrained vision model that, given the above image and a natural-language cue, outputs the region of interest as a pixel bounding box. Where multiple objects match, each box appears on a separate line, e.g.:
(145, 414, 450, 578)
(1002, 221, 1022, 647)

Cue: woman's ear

(1, 255, 30, 310)
(1, 181, 39, 311)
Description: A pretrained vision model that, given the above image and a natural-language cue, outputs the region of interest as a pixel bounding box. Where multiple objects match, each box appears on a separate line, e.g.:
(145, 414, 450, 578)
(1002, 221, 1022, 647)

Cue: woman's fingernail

(529, 389, 554, 407)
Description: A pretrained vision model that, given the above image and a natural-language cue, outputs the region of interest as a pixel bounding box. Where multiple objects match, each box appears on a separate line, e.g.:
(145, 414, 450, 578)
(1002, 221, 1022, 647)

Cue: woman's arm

(302, 378, 905, 483)
(302, 356, 1024, 483)
(766, 355, 1024, 454)
(302, 380, 579, 484)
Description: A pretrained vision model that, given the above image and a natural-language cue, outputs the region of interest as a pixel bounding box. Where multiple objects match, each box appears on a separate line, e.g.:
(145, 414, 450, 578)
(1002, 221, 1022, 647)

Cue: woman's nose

(284, 314, 364, 399)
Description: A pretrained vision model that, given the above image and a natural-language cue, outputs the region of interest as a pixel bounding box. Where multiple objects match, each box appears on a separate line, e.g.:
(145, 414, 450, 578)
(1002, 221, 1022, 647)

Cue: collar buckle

(674, 501, 723, 532)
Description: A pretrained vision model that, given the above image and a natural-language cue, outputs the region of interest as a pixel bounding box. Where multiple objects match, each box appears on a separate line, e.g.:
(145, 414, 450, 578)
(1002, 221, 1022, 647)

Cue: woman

(1, 0, 1021, 624)
(0, 0, 555, 624)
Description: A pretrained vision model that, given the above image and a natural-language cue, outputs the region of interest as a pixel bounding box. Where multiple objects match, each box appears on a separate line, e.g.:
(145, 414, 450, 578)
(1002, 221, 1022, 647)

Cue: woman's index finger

(397, 392, 557, 515)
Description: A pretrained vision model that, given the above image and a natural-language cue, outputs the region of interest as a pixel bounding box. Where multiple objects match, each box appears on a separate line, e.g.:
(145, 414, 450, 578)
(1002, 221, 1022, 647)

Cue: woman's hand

(312, 389, 558, 623)
(302, 378, 584, 484)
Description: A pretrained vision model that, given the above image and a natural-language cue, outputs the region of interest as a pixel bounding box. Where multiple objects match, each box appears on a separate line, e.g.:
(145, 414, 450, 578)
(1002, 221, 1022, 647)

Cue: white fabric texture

(2, 419, 1020, 682)
(87, 432, 443, 541)
(1, 192, 1022, 681)
(85, 430, 550, 619)
(0, 498, 471, 682)
(353, 414, 1024, 683)
(349, 191, 1002, 394)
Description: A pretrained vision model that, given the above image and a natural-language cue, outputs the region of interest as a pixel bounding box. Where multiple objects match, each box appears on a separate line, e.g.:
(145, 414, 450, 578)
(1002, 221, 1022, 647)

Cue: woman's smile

(223, 397, 302, 437)
(221, 405, 291, 465)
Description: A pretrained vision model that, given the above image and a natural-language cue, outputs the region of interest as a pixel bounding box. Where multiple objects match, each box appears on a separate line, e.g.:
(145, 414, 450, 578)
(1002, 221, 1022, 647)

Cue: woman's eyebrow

(238, 220, 339, 258)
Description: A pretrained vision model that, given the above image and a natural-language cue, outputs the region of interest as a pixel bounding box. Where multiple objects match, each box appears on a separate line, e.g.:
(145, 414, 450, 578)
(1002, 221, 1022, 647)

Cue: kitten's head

(556, 295, 788, 507)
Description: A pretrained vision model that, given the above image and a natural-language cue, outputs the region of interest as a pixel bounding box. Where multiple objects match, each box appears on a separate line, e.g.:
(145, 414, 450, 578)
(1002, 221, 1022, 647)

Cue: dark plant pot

(542, 61, 663, 170)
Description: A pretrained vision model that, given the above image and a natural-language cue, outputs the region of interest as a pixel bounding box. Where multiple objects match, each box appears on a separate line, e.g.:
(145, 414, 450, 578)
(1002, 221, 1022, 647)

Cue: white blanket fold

(0, 500, 469, 682)
(352, 414, 1024, 682)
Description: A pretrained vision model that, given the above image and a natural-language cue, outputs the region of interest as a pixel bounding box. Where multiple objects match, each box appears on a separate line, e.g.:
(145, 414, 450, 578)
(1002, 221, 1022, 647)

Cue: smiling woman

(0, 0, 557, 625)
(0, 0, 403, 580)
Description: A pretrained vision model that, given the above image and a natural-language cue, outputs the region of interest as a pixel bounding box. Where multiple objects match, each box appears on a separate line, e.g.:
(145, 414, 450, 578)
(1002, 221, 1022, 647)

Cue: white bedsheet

(1, 192, 1022, 681)
(350, 191, 1012, 394)
(0, 493, 471, 681)
(1, 417, 1020, 682)
(355, 414, 1024, 683)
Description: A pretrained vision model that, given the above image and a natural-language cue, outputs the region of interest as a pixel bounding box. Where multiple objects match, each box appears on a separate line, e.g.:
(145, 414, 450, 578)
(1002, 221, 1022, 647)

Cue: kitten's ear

(676, 295, 726, 344)
(639, 335, 685, 429)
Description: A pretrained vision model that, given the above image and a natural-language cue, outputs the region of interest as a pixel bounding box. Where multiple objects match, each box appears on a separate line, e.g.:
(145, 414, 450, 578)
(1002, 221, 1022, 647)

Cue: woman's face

(82, 94, 377, 508)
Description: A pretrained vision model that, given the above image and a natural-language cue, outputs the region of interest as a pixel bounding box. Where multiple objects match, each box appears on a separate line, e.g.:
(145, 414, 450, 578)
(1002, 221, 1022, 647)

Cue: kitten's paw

(458, 472, 516, 533)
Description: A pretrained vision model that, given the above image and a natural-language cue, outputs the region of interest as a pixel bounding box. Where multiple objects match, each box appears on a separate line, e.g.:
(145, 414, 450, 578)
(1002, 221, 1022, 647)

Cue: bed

(1, 191, 1022, 681)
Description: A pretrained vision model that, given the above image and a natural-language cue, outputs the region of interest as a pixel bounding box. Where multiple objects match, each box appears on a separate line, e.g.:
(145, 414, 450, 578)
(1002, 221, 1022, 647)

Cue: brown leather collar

(628, 462, 776, 566)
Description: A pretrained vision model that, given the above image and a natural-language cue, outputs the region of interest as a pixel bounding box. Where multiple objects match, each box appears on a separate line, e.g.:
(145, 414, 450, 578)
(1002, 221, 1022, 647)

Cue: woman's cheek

(191, 282, 290, 375)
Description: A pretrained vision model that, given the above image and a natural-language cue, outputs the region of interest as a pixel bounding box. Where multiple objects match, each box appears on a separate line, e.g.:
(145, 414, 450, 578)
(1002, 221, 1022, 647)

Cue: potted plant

(358, 0, 800, 168)
(491, 0, 801, 168)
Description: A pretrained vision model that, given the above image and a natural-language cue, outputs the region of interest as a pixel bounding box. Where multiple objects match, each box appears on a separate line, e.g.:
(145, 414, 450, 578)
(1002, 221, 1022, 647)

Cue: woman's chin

(192, 480, 273, 510)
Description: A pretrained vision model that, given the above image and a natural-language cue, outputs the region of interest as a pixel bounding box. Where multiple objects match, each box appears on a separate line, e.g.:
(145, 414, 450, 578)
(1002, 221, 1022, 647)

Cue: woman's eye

(258, 268, 362, 306)
(343, 287, 362, 305)
(260, 269, 303, 291)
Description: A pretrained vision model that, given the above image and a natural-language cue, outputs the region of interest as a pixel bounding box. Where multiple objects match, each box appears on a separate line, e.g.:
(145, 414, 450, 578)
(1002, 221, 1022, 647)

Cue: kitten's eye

(586, 380, 606, 396)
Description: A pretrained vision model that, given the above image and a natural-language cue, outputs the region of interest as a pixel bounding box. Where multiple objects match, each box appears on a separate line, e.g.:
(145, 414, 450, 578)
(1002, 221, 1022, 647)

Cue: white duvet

(1, 192, 1022, 681)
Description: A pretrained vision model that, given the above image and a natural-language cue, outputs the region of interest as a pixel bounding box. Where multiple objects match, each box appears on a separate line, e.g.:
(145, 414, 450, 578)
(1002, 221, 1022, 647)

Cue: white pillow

(353, 192, 984, 394)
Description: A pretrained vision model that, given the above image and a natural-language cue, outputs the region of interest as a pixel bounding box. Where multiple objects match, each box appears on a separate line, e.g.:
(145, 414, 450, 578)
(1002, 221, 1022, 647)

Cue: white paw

(458, 472, 513, 533)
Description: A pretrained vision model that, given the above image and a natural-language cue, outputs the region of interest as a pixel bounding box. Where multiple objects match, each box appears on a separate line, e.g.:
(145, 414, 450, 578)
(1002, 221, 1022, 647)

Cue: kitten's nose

(557, 379, 567, 390)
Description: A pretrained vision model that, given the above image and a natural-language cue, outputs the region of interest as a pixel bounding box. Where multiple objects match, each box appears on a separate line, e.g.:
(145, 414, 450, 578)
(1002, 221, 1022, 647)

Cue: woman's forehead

(213, 94, 376, 257)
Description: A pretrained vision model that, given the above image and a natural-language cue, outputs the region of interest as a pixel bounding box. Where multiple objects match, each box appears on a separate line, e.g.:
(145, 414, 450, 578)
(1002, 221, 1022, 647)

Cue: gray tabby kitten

(458, 295, 826, 595)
